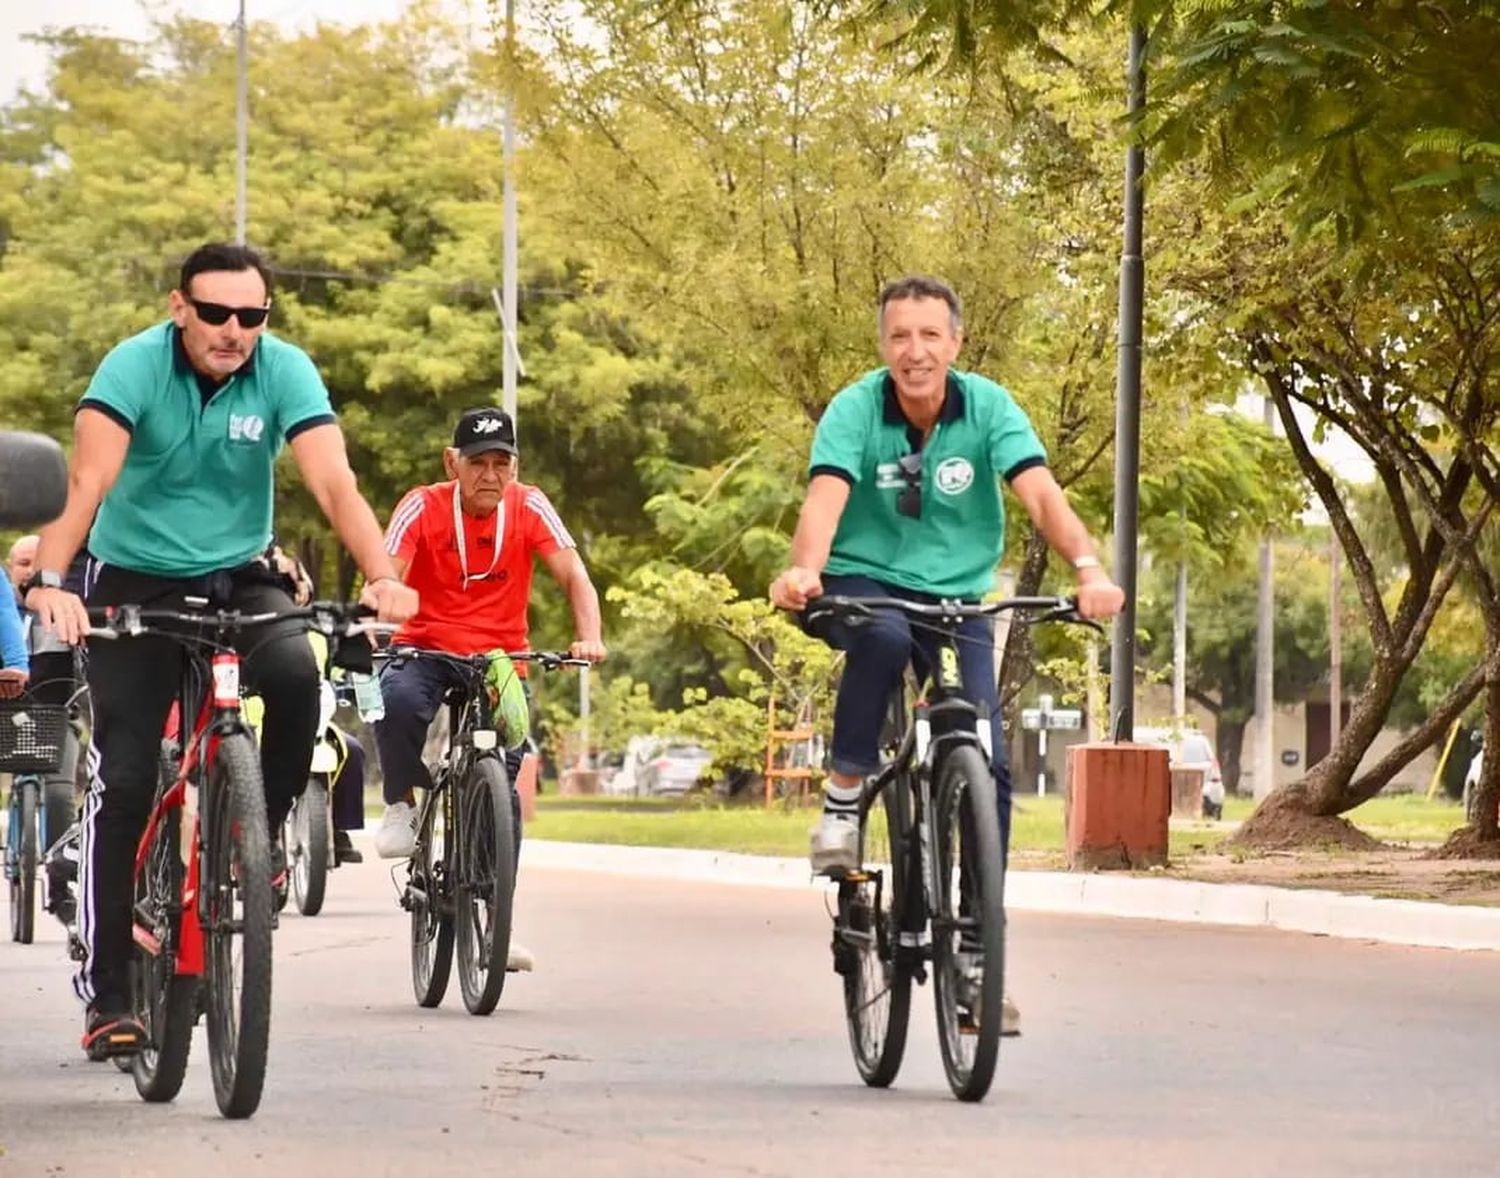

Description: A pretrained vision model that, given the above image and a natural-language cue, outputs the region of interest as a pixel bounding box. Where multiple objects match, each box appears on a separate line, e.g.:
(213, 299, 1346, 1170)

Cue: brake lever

(1031, 603, 1105, 635)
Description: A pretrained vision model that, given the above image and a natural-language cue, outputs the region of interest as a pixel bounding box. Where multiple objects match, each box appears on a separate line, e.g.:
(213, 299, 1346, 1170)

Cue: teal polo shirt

(80, 322, 336, 578)
(809, 368, 1047, 598)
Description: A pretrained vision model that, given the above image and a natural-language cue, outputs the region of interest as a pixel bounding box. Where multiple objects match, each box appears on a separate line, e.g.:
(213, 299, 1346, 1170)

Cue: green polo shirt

(809, 368, 1047, 598)
(80, 322, 336, 578)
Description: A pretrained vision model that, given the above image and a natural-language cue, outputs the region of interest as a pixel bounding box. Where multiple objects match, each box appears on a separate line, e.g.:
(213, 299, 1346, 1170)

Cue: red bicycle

(89, 599, 376, 1119)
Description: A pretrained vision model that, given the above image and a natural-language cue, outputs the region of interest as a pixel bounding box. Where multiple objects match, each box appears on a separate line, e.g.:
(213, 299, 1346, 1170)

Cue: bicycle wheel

(202, 732, 274, 1119)
(838, 777, 913, 1087)
(410, 787, 455, 1008)
(453, 756, 516, 1016)
(9, 782, 37, 943)
(287, 778, 330, 917)
(930, 744, 1006, 1102)
(130, 795, 197, 1104)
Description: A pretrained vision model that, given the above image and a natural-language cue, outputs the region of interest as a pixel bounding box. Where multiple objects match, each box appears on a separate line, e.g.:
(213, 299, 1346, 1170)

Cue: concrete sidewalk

(519, 838, 1500, 953)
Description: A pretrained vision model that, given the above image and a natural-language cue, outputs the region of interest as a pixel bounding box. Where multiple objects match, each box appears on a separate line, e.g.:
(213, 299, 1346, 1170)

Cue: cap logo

(472, 417, 505, 434)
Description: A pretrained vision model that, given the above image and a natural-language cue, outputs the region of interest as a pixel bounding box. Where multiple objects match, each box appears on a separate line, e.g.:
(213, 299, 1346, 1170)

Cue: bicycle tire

(9, 782, 37, 943)
(203, 732, 274, 1119)
(839, 777, 914, 1087)
(410, 788, 455, 1008)
(454, 756, 516, 1016)
(930, 744, 1006, 1102)
(130, 784, 197, 1104)
(288, 778, 330, 917)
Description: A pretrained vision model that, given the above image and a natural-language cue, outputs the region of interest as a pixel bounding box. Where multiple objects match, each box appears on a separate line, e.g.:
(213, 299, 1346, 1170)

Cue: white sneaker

(506, 940, 535, 973)
(809, 813, 860, 876)
(1002, 993, 1020, 1037)
(374, 801, 418, 859)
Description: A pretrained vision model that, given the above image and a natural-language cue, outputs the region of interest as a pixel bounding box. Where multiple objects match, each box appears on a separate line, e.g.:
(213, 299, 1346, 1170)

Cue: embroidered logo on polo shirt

(229, 414, 265, 443)
(935, 457, 974, 495)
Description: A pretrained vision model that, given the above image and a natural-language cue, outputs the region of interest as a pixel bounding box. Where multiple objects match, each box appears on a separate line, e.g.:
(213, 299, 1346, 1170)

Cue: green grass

(524, 789, 1469, 860)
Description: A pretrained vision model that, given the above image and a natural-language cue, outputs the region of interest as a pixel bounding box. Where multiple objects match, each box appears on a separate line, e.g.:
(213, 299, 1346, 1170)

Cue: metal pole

(1173, 561, 1187, 721)
(501, 0, 518, 426)
(1329, 528, 1342, 750)
(235, 0, 248, 246)
(1254, 394, 1276, 799)
(1109, 24, 1148, 742)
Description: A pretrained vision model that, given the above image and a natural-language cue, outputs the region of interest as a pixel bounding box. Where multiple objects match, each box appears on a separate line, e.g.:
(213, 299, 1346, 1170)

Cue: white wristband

(1072, 555, 1102, 572)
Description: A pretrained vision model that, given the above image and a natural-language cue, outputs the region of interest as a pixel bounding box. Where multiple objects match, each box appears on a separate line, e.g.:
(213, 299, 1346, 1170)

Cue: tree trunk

(1473, 623, 1500, 842)
(1218, 715, 1247, 795)
(997, 525, 1051, 724)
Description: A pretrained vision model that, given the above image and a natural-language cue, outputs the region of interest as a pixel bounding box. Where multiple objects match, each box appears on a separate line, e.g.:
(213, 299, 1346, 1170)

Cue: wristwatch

(22, 569, 63, 595)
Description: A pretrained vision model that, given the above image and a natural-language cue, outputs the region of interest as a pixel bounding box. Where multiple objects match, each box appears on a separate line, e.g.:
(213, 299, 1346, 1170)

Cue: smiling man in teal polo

(770, 275, 1126, 1037)
(25, 242, 418, 1062)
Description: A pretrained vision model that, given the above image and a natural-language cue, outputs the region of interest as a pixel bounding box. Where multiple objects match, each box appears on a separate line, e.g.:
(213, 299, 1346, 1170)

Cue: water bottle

(351, 671, 385, 722)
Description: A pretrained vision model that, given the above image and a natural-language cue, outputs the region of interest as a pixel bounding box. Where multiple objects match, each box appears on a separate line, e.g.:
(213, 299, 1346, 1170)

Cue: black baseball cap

(453, 407, 517, 458)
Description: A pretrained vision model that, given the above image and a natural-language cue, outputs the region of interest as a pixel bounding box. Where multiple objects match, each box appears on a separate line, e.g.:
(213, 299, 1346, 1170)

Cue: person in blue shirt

(0, 585, 27, 697)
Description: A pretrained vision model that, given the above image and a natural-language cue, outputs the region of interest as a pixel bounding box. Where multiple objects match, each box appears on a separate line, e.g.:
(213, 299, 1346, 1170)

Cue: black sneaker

(333, 829, 363, 865)
(82, 1008, 145, 1061)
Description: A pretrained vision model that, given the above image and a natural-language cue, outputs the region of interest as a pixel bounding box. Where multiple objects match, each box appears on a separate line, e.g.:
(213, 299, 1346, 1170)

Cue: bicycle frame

(133, 649, 248, 977)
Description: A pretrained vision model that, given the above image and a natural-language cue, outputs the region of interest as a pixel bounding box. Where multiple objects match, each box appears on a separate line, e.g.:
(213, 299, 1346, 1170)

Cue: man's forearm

(323, 478, 400, 582)
(788, 499, 841, 570)
(568, 573, 603, 642)
(35, 476, 104, 577)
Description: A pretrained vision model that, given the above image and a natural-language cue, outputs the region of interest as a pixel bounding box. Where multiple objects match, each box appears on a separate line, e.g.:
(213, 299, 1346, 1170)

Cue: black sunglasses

(896, 450, 923, 519)
(189, 298, 271, 329)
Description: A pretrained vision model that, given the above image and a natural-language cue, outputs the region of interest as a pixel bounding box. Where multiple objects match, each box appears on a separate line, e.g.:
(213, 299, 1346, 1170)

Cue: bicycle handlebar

(804, 594, 1104, 633)
(85, 599, 397, 641)
(382, 646, 594, 672)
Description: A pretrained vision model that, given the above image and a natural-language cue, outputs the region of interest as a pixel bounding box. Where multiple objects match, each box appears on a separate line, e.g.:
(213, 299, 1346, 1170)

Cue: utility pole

(234, 0, 248, 246)
(1254, 394, 1276, 798)
(501, 0, 518, 425)
(1108, 24, 1148, 742)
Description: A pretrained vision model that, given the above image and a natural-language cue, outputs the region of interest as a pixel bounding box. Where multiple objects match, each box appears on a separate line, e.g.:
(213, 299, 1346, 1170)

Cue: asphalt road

(3, 847, 1500, 1176)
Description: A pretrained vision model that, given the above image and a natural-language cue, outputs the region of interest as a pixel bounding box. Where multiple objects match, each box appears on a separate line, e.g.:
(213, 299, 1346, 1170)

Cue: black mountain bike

(806, 594, 1097, 1102)
(394, 647, 588, 1016)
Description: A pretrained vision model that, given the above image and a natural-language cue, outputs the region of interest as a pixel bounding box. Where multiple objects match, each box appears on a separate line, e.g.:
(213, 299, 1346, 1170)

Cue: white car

(1135, 726, 1226, 819)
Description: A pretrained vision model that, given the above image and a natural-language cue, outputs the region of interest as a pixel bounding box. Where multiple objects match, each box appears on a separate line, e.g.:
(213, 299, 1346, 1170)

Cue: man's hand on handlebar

(569, 638, 608, 663)
(359, 576, 419, 625)
(24, 587, 90, 646)
(770, 565, 823, 611)
(1073, 568, 1125, 622)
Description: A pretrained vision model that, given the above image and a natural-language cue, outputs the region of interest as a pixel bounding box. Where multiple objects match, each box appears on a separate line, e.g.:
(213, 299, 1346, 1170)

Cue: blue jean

(813, 574, 1014, 851)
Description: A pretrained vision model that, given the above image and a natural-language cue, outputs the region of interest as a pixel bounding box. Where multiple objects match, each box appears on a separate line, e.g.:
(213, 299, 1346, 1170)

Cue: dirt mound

(1427, 827, 1500, 860)
(1228, 806, 1384, 852)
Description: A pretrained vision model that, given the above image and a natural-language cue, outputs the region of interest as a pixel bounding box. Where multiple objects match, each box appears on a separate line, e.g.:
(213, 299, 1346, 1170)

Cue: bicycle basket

(0, 700, 69, 774)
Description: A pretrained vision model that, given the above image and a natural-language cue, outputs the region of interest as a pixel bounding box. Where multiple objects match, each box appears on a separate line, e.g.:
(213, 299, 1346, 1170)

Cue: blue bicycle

(3, 695, 74, 943)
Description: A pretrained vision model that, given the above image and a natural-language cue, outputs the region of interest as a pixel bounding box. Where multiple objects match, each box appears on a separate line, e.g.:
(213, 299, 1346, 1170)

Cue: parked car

(1135, 725, 1226, 819)
(635, 740, 714, 797)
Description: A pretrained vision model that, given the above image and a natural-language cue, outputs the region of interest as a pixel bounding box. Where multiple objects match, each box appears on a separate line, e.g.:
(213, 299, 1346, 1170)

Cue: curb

(520, 839, 1500, 954)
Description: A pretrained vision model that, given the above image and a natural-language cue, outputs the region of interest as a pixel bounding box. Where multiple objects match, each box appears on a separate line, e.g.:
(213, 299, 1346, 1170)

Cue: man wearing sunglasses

(23, 241, 418, 1060)
(769, 276, 1125, 1034)
(369, 406, 606, 972)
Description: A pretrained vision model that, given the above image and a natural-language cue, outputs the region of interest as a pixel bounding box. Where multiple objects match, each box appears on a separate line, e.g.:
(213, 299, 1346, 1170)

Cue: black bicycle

(2, 694, 72, 943)
(88, 599, 379, 1118)
(392, 647, 588, 1016)
(805, 593, 1097, 1102)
